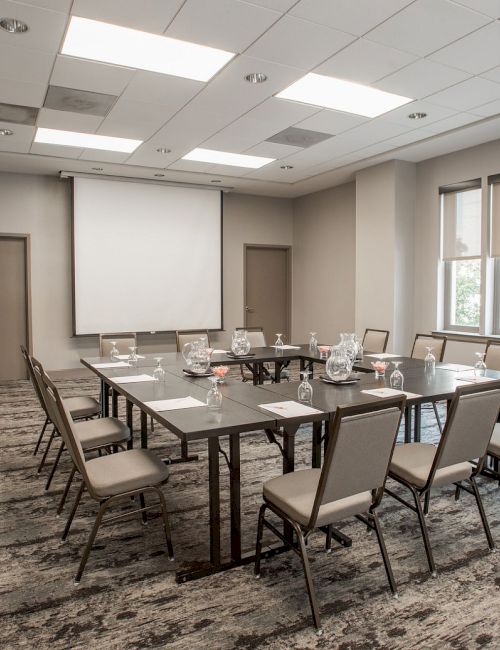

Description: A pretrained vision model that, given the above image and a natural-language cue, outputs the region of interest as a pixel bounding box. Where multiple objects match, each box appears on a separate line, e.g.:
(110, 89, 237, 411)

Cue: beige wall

(0, 174, 293, 369)
(292, 182, 356, 343)
(414, 138, 500, 335)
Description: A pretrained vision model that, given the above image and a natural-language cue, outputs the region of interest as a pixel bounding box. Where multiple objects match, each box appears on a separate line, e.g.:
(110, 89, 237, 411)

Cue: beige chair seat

(263, 468, 372, 527)
(74, 417, 130, 450)
(390, 443, 472, 488)
(86, 449, 169, 498)
(65, 396, 100, 419)
(488, 423, 500, 456)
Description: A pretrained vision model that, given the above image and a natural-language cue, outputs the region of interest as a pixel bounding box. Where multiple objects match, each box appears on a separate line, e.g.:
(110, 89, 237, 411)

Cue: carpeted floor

(1, 368, 499, 649)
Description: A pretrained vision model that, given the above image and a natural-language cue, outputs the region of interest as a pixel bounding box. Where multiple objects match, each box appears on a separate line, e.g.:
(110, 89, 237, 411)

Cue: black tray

(319, 374, 360, 385)
(226, 352, 256, 359)
(183, 368, 213, 377)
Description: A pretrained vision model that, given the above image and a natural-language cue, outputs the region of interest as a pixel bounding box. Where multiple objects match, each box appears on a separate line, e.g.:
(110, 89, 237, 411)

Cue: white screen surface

(73, 177, 222, 335)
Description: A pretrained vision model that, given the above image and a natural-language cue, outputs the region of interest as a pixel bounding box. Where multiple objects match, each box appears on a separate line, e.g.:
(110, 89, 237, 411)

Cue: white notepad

(212, 349, 229, 354)
(113, 374, 155, 384)
(438, 363, 473, 372)
(270, 345, 301, 350)
(456, 375, 498, 384)
(92, 361, 130, 368)
(259, 400, 323, 417)
(365, 353, 402, 359)
(115, 354, 145, 360)
(144, 397, 206, 411)
(361, 388, 422, 400)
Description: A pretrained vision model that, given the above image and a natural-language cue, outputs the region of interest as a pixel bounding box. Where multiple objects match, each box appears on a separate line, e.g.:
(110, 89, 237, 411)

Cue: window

(441, 182, 482, 332)
(491, 176, 500, 333)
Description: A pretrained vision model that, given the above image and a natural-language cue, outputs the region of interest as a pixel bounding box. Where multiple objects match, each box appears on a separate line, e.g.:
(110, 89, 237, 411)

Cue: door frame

(243, 243, 292, 339)
(0, 233, 32, 364)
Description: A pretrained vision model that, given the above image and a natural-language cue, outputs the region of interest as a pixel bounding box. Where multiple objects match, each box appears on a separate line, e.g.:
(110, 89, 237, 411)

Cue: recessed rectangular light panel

(34, 127, 142, 153)
(182, 148, 275, 168)
(276, 73, 412, 118)
(62, 16, 235, 82)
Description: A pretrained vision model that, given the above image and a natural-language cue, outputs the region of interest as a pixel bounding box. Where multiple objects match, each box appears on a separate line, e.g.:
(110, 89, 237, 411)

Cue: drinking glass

(298, 370, 313, 403)
(309, 332, 318, 351)
(424, 346, 435, 370)
(206, 376, 222, 409)
(153, 357, 166, 382)
(474, 352, 487, 378)
(109, 341, 119, 360)
(390, 361, 404, 390)
(275, 333, 284, 348)
(128, 346, 138, 367)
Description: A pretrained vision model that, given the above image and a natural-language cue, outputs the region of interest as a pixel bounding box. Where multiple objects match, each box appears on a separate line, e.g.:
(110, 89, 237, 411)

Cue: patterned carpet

(1, 367, 499, 650)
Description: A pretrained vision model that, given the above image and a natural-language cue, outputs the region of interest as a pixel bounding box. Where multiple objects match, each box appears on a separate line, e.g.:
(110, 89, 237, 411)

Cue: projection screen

(72, 177, 222, 335)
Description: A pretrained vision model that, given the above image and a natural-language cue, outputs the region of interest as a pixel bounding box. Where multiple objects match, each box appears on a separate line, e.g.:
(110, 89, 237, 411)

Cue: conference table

(81, 347, 500, 583)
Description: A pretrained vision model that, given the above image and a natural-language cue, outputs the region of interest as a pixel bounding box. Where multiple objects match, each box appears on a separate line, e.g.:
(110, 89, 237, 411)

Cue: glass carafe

(343, 333, 357, 371)
(183, 338, 212, 373)
(109, 341, 119, 360)
(153, 357, 166, 382)
(231, 330, 251, 356)
(354, 335, 363, 361)
(206, 376, 222, 409)
(474, 352, 486, 378)
(298, 370, 313, 403)
(326, 346, 350, 381)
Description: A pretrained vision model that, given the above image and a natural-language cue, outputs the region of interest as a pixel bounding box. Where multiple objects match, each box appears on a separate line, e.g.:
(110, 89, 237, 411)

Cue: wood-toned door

(0, 236, 29, 380)
(244, 245, 291, 345)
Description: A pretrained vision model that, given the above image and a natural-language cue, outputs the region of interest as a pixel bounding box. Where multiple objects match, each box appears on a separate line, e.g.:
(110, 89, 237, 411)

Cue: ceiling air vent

(265, 126, 333, 148)
(0, 102, 38, 125)
(43, 85, 118, 116)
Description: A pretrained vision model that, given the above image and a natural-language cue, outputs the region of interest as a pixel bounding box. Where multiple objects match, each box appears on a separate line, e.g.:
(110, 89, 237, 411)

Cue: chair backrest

(485, 341, 500, 371)
(430, 384, 500, 482)
(308, 397, 405, 530)
(362, 329, 389, 353)
(411, 334, 446, 361)
(176, 330, 210, 352)
(236, 326, 266, 348)
(99, 333, 137, 357)
(20, 346, 48, 416)
(442, 339, 485, 365)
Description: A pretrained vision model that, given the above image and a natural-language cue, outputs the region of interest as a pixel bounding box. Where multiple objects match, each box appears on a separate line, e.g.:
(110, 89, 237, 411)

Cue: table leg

(103, 383, 110, 417)
(111, 389, 118, 417)
(208, 437, 221, 569)
(404, 405, 412, 443)
(140, 410, 148, 449)
(126, 400, 133, 450)
(282, 424, 297, 544)
(414, 404, 421, 443)
(229, 433, 241, 562)
(274, 361, 282, 383)
(312, 421, 322, 468)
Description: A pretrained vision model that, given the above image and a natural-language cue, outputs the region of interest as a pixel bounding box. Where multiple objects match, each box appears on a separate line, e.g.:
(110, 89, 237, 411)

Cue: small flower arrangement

(371, 360, 389, 377)
(212, 365, 229, 381)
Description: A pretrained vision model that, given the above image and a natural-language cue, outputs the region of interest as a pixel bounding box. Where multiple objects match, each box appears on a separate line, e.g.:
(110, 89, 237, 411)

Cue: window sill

(432, 330, 500, 342)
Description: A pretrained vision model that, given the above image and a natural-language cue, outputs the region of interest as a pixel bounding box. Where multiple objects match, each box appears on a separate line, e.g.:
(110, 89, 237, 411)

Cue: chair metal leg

(432, 402, 443, 433)
(62, 480, 85, 541)
(254, 503, 267, 577)
(57, 465, 76, 516)
(455, 483, 461, 501)
(325, 524, 332, 554)
(45, 440, 65, 490)
(33, 416, 49, 455)
(155, 487, 174, 559)
(74, 501, 108, 584)
(412, 487, 436, 575)
(37, 427, 56, 474)
(424, 490, 430, 515)
(292, 521, 322, 632)
(469, 477, 495, 551)
(371, 511, 398, 596)
(139, 493, 147, 524)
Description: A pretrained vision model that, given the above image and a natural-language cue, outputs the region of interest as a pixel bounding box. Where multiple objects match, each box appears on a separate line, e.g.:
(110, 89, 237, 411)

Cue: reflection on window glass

(449, 259, 481, 328)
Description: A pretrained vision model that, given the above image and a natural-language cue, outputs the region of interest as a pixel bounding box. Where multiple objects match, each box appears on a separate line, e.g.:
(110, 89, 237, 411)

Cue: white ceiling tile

(470, 98, 500, 117)
(377, 100, 458, 127)
(36, 107, 103, 132)
(449, 0, 500, 18)
(482, 66, 500, 84)
(290, 0, 414, 36)
(12, 0, 72, 11)
(244, 140, 302, 158)
(429, 22, 500, 75)
(427, 77, 500, 111)
(79, 149, 130, 163)
(98, 99, 170, 140)
(294, 109, 367, 135)
(168, 159, 214, 173)
(366, 0, 491, 57)
(375, 59, 470, 99)
(0, 1, 68, 52)
(0, 43, 54, 84)
(245, 15, 355, 70)
(0, 77, 47, 106)
(382, 127, 437, 147)
(243, 0, 297, 11)
(71, 0, 184, 34)
(423, 112, 483, 133)
(120, 71, 202, 109)
(30, 141, 84, 158)
(315, 38, 416, 85)
(50, 56, 135, 95)
(166, 0, 280, 53)
(0, 121, 34, 152)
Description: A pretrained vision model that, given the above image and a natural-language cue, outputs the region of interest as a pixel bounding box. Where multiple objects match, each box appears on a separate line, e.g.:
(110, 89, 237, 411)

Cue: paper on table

(365, 353, 402, 359)
(259, 400, 323, 417)
(113, 374, 155, 384)
(361, 388, 422, 400)
(115, 354, 145, 360)
(456, 375, 498, 384)
(144, 396, 206, 411)
(270, 345, 301, 350)
(92, 361, 130, 368)
(439, 363, 473, 372)
(212, 349, 229, 354)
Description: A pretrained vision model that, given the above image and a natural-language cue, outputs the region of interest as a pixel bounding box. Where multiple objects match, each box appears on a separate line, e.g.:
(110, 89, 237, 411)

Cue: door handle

(245, 306, 254, 312)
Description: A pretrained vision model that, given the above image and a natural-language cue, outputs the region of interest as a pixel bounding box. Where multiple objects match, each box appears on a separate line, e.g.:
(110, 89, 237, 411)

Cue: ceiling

(1, 0, 500, 198)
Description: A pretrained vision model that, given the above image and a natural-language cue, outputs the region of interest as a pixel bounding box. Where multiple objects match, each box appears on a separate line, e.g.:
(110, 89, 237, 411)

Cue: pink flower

(371, 361, 389, 372)
(213, 365, 229, 378)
